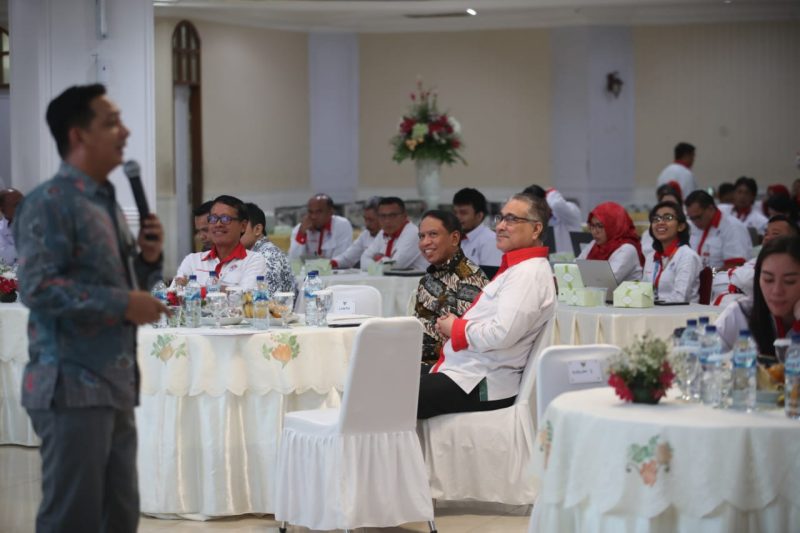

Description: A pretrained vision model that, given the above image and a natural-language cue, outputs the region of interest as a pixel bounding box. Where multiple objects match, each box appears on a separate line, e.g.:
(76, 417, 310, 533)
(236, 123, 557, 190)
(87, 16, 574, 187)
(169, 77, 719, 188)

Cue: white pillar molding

(550, 26, 635, 214)
(8, 0, 155, 222)
(308, 32, 359, 205)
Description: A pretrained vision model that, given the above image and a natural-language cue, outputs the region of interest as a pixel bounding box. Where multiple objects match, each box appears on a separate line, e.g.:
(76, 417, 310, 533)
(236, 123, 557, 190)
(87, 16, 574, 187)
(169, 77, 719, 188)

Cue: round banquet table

(530, 387, 800, 532)
(552, 303, 719, 347)
(0, 303, 38, 446)
(295, 271, 422, 317)
(136, 323, 357, 518)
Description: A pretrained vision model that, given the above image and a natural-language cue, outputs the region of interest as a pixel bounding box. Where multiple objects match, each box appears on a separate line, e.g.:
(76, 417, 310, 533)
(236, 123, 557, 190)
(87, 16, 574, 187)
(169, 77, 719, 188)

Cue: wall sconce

(606, 71, 623, 98)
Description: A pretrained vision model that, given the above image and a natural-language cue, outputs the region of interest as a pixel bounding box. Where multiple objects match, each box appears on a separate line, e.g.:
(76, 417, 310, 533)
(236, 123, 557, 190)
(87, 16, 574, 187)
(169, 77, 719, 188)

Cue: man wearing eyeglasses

(288, 194, 353, 261)
(360, 197, 429, 271)
(173, 195, 267, 290)
(684, 190, 752, 270)
(418, 193, 556, 419)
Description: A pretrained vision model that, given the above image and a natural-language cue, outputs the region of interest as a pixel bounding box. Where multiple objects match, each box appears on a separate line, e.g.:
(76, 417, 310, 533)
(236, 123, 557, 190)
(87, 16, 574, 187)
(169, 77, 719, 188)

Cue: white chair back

(515, 319, 554, 409)
(535, 344, 620, 422)
(327, 284, 383, 317)
(338, 317, 423, 434)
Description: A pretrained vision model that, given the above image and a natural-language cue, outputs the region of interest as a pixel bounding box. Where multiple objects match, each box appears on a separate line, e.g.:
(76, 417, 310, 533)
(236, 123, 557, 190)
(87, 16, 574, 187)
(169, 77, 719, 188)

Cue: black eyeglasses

(207, 214, 241, 225)
(494, 213, 539, 226)
(650, 214, 677, 223)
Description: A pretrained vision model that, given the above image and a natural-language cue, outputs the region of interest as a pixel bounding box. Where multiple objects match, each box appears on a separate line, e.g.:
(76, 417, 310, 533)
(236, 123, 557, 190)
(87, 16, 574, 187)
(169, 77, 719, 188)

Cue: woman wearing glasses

(578, 201, 644, 282)
(642, 201, 702, 303)
(173, 195, 268, 290)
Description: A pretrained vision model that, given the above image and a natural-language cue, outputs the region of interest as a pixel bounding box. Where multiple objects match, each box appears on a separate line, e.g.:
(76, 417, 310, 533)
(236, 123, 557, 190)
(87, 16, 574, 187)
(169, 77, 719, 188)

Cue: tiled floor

(0, 446, 531, 532)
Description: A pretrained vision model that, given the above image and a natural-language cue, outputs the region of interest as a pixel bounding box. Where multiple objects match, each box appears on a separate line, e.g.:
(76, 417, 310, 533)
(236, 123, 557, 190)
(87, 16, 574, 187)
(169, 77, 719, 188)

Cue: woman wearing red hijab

(578, 202, 645, 282)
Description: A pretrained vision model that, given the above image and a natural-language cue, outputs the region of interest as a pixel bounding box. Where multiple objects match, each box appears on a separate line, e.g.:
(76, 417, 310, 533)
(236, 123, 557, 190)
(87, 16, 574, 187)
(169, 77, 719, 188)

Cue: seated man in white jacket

(360, 197, 429, 271)
(288, 194, 353, 260)
(718, 176, 768, 236)
(330, 197, 381, 269)
(418, 193, 556, 419)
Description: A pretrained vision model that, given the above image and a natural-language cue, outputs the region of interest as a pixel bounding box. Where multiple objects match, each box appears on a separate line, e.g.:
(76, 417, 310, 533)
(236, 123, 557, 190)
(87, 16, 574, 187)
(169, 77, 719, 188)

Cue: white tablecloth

(552, 303, 719, 346)
(0, 303, 38, 446)
(136, 324, 357, 518)
(530, 388, 800, 532)
(298, 272, 422, 317)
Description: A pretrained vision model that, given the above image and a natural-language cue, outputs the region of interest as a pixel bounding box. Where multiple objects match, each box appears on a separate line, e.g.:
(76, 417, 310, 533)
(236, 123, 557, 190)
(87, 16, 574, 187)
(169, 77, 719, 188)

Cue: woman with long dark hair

(642, 201, 702, 303)
(715, 236, 800, 365)
(578, 202, 644, 282)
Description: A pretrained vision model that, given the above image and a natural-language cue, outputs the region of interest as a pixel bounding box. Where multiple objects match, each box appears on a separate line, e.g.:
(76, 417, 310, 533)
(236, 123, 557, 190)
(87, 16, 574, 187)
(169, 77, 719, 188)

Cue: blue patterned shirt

(251, 236, 296, 294)
(14, 163, 162, 410)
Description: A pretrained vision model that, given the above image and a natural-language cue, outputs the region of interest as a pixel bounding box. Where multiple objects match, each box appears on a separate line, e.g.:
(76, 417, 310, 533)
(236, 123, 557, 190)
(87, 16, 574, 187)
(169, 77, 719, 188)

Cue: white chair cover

(535, 344, 620, 423)
(274, 317, 434, 530)
(327, 284, 383, 317)
(418, 320, 553, 505)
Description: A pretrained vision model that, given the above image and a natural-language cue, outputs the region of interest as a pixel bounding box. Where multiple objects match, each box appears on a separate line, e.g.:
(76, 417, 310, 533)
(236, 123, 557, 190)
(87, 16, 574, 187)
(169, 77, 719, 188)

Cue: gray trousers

(27, 406, 139, 533)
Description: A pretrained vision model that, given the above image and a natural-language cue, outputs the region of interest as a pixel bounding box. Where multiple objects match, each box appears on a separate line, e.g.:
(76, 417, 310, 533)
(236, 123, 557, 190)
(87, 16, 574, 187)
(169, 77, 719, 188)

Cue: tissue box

(554, 263, 583, 297)
(613, 281, 654, 308)
(558, 287, 605, 307)
(304, 258, 333, 276)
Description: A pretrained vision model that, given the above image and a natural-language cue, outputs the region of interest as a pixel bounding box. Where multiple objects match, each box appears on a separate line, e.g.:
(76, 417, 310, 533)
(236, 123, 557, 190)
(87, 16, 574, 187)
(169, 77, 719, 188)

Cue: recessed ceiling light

(466, 8, 478, 16)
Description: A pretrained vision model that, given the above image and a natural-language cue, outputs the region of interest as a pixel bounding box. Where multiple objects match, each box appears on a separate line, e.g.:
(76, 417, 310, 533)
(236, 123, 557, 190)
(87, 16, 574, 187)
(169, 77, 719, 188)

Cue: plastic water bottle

(206, 271, 220, 294)
(680, 319, 701, 400)
(303, 270, 324, 327)
(184, 275, 202, 328)
(731, 329, 757, 411)
(252, 275, 270, 330)
(700, 325, 725, 406)
(784, 333, 800, 419)
(151, 280, 168, 328)
(698, 316, 710, 335)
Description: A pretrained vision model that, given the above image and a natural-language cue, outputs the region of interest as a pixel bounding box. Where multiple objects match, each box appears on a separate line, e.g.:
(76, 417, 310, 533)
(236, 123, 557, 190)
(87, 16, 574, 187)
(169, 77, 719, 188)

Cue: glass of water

(206, 292, 227, 328)
(272, 292, 295, 328)
(313, 289, 334, 327)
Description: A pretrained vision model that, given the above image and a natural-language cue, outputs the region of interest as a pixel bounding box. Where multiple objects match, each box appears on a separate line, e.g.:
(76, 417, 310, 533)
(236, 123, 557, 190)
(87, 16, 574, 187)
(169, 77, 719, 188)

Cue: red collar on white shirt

(202, 243, 247, 275)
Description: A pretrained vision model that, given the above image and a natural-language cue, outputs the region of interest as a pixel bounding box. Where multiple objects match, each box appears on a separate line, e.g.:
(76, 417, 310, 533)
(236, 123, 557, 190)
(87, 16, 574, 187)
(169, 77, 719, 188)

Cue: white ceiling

(154, 0, 800, 32)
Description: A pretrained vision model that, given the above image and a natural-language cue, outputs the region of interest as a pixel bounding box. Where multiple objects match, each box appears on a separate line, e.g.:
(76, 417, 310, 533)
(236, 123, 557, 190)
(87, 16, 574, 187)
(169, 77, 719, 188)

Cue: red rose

(451, 140, 461, 149)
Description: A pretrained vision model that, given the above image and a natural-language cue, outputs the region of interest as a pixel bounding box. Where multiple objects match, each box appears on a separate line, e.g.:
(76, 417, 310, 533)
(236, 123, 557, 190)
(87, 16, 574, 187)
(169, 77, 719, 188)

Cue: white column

(9, 0, 156, 227)
(308, 32, 359, 204)
(550, 26, 635, 214)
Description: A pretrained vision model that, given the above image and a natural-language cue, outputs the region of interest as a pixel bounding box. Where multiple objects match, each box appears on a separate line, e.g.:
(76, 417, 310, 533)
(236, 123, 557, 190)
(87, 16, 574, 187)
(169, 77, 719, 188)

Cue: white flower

(447, 116, 461, 134)
(1, 271, 15, 280)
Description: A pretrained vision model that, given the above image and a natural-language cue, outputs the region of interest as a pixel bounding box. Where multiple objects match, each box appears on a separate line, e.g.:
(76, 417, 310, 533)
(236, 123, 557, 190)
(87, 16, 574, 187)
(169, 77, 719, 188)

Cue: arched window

(172, 21, 200, 86)
(0, 27, 9, 88)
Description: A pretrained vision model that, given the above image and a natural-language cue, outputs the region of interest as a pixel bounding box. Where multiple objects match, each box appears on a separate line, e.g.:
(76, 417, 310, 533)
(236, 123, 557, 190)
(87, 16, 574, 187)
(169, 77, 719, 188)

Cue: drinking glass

(206, 292, 227, 328)
(272, 292, 295, 328)
(774, 339, 791, 364)
(167, 305, 182, 328)
(227, 289, 244, 319)
(314, 289, 333, 326)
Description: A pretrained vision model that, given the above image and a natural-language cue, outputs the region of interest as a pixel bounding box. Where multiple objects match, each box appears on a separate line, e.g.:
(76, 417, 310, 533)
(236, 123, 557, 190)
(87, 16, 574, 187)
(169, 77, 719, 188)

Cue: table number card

(334, 298, 356, 314)
(567, 359, 603, 384)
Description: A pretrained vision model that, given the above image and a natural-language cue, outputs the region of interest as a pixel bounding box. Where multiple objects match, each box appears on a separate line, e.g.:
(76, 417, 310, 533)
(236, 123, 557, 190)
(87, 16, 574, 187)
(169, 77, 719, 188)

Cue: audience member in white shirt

(192, 200, 213, 252)
(418, 194, 555, 419)
(715, 236, 800, 365)
(578, 202, 644, 283)
(452, 187, 502, 267)
(0, 189, 23, 266)
(522, 185, 582, 255)
(656, 142, 698, 197)
(173, 195, 267, 290)
(685, 190, 752, 270)
(641, 184, 683, 256)
(361, 197, 429, 271)
(331, 197, 381, 269)
(288, 194, 353, 260)
(642, 201, 702, 303)
(719, 176, 768, 235)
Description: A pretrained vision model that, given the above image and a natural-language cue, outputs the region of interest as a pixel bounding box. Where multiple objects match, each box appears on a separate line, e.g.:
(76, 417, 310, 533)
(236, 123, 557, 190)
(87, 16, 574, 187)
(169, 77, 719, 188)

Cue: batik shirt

(14, 163, 162, 410)
(414, 249, 488, 365)
(251, 236, 295, 294)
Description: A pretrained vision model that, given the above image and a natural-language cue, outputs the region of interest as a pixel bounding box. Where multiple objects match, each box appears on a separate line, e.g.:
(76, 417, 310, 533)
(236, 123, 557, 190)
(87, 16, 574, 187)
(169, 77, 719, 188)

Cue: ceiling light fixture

(466, 9, 477, 16)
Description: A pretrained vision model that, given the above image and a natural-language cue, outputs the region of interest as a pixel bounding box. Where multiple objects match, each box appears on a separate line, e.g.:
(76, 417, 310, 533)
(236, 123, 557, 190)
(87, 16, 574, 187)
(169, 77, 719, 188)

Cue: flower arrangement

(390, 79, 466, 166)
(0, 265, 18, 303)
(608, 332, 675, 404)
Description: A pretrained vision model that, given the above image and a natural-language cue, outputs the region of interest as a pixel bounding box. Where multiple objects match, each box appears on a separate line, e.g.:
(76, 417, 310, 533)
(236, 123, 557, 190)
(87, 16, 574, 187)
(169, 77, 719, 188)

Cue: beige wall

(359, 30, 551, 192)
(634, 21, 800, 191)
(154, 18, 309, 200)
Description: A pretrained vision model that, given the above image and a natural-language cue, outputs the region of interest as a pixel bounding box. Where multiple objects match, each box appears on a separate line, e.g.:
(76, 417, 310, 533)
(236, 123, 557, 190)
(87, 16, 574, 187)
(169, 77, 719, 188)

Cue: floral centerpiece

(390, 79, 466, 207)
(608, 333, 675, 404)
(0, 264, 18, 303)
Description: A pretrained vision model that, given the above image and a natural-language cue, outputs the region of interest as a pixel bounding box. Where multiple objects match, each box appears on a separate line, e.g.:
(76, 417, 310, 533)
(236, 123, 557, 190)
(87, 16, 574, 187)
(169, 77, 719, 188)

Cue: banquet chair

(418, 320, 554, 505)
(698, 266, 713, 305)
(275, 317, 436, 533)
(327, 284, 383, 316)
(535, 344, 619, 423)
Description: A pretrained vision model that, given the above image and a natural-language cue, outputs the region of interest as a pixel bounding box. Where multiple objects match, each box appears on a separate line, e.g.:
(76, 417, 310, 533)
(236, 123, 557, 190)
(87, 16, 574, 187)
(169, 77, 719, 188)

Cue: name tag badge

(334, 298, 356, 314)
(567, 359, 603, 384)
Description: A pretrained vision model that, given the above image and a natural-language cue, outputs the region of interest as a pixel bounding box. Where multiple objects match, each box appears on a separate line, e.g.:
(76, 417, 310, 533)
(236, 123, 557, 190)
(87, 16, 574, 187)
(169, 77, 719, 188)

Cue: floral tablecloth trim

(538, 420, 554, 469)
(626, 434, 672, 486)
(262, 332, 299, 367)
(150, 334, 187, 362)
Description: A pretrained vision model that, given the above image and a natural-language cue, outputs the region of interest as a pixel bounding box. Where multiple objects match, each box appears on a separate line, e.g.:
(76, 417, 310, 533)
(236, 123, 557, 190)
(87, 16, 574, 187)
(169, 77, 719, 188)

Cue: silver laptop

(575, 259, 619, 302)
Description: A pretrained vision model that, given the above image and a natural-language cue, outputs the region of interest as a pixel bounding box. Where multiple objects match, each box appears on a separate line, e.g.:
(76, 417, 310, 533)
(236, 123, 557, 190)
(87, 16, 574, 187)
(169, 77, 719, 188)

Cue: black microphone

(123, 160, 157, 241)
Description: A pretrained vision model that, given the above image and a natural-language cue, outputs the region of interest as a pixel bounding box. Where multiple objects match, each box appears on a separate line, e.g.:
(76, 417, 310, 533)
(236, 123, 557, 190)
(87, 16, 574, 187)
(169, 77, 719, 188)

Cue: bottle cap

(309, 270, 319, 277)
(739, 329, 750, 337)
(705, 325, 716, 333)
(698, 316, 710, 324)
(209, 271, 218, 278)
(792, 333, 800, 344)
(256, 275, 265, 281)
(686, 319, 697, 327)
(189, 275, 197, 281)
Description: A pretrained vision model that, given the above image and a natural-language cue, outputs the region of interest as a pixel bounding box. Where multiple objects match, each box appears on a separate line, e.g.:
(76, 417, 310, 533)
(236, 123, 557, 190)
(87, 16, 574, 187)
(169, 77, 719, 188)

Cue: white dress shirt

(689, 210, 752, 268)
(719, 204, 768, 236)
(656, 163, 698, 197)
(546, 189, 583, 255)
(288, 215, 353, 260)
(578, 242, 643, 282)
(0, 218, 16, 266)
(331, 230, 377, 269)
(361, 221, 429, 271)
(431, 247, 555, 401)
(173, 246, 267, 290)
(715, 299, 752, 352)
(643, 244, 702, 303)
(461, 224, 502, 267)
